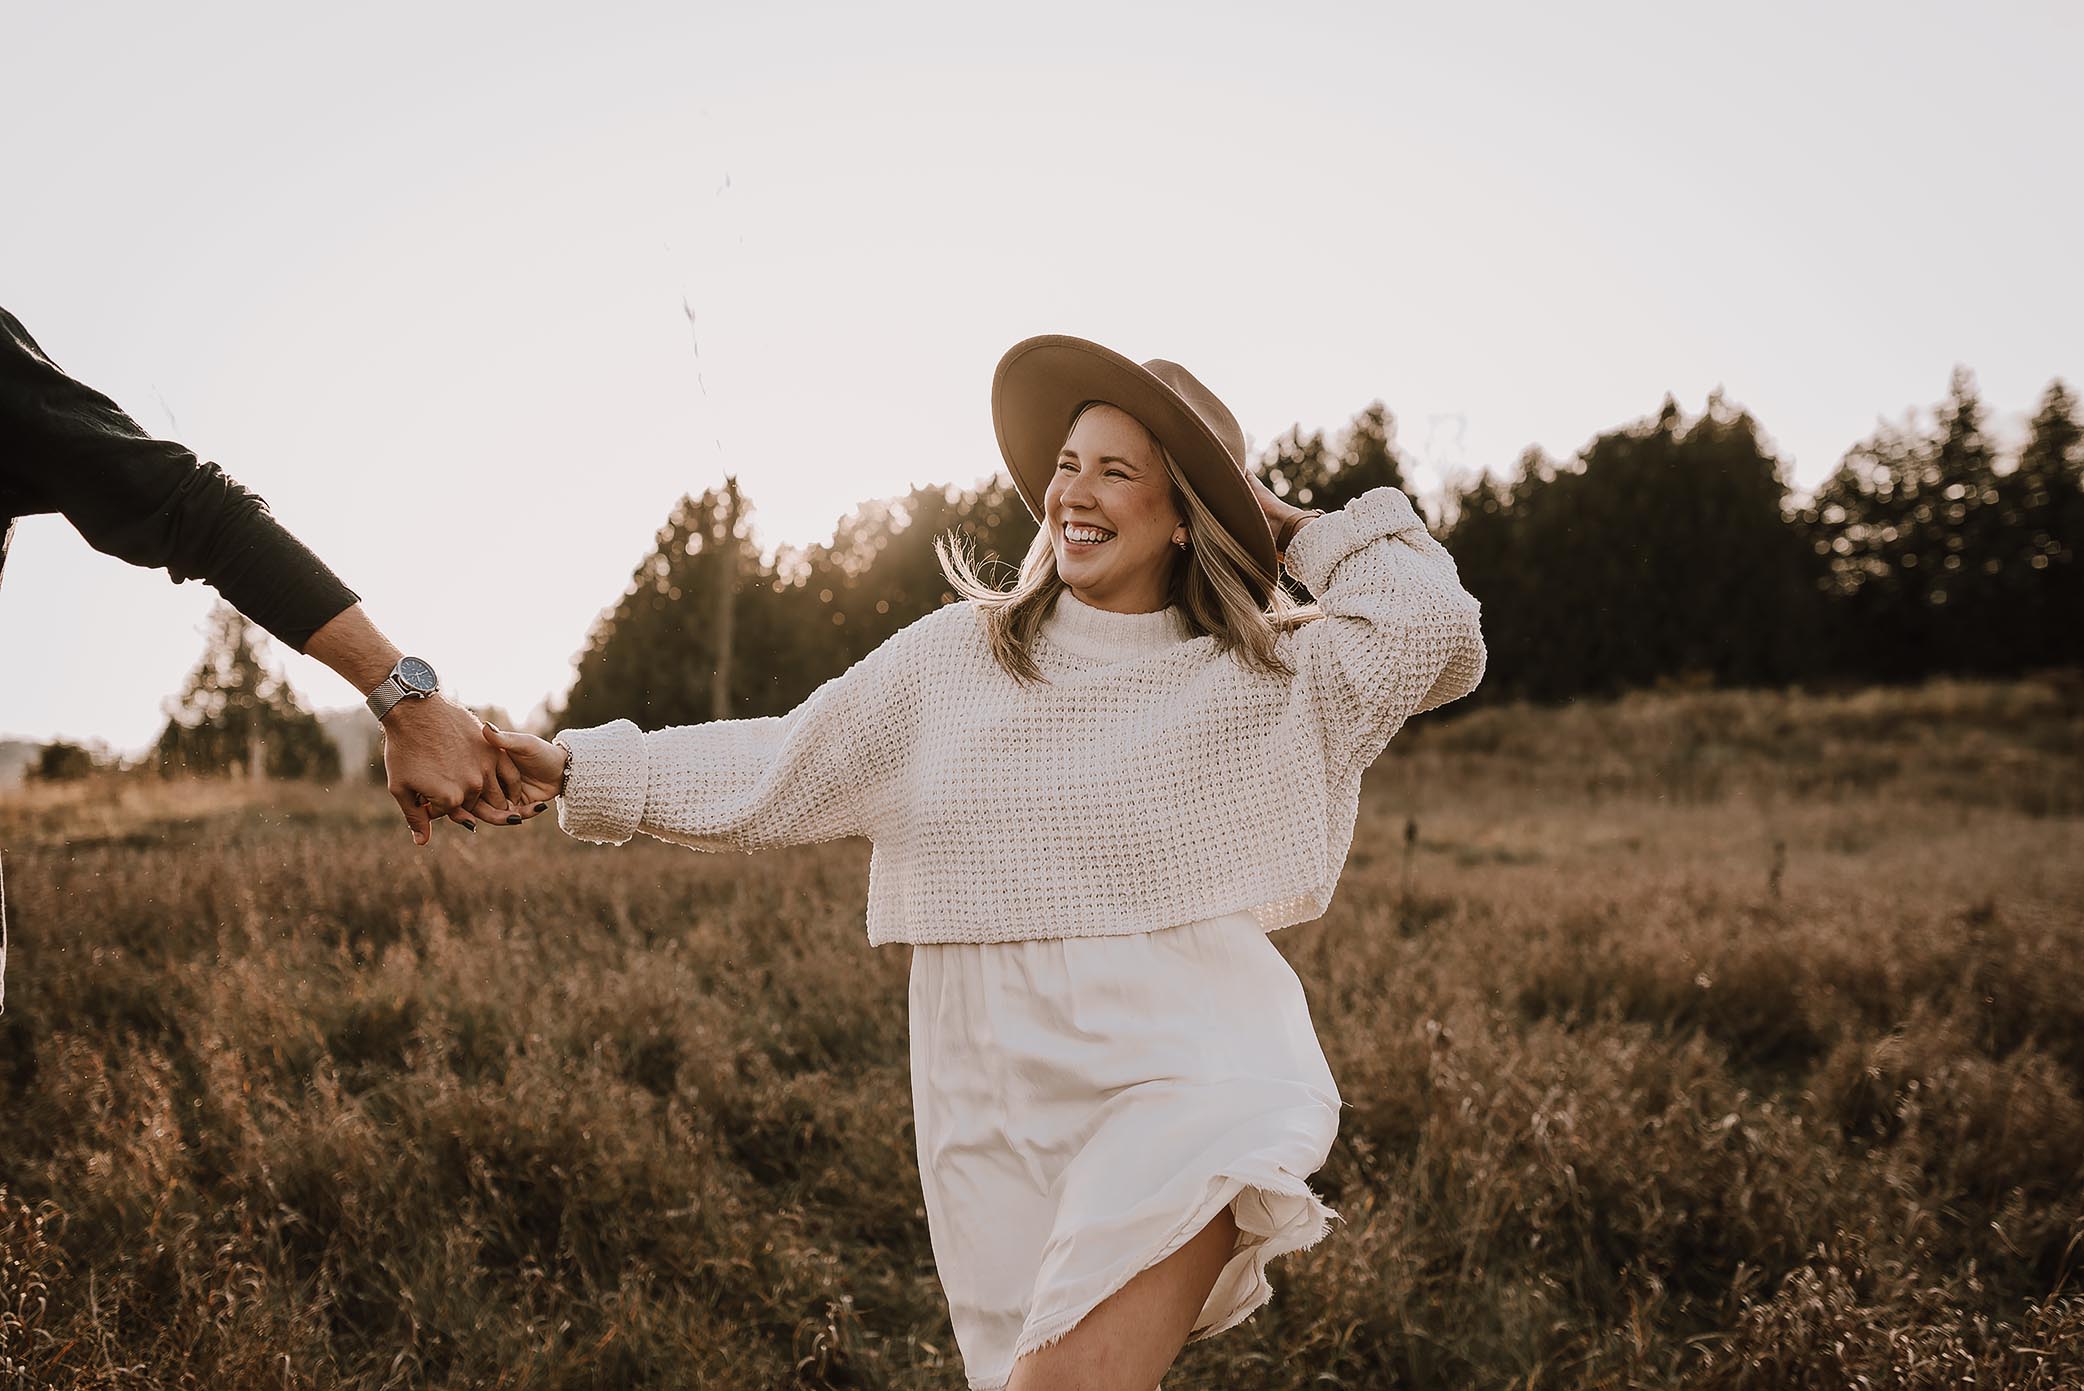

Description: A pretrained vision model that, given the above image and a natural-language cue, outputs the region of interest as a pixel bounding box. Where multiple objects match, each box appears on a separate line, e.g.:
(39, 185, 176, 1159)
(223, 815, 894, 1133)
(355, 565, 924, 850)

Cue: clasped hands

(379, 697, 565, 845)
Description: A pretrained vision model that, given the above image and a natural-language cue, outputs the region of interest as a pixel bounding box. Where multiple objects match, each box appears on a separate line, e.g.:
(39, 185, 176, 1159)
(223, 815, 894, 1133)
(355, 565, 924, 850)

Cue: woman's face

(1044, 404, 1185, 614)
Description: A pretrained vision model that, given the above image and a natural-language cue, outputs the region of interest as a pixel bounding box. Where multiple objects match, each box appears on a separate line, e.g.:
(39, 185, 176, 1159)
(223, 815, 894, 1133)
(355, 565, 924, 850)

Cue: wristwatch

(366, 656, 440, 722)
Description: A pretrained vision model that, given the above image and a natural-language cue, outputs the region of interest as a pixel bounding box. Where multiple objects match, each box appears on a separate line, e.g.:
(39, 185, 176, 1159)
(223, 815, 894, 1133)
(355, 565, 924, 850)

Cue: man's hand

(382, 694, 527, 845)
(301, 605, 530, 845)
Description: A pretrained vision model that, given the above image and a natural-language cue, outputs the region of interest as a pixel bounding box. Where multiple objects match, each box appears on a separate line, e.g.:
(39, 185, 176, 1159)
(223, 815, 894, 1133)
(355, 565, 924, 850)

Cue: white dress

(907, 908, 1343, 1391)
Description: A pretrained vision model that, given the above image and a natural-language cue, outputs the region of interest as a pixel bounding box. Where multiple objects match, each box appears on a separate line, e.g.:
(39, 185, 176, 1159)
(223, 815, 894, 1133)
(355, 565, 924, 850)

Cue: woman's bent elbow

(1422, 615, 1487, 713)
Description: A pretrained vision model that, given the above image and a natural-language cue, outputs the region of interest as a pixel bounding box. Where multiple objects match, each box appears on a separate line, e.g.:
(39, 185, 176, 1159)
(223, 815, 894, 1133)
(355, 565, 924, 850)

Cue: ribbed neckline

(1040, 588, 1194, 662)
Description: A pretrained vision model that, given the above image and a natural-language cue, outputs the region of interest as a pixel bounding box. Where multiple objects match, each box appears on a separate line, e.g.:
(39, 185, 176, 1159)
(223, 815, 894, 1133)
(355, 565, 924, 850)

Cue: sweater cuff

(554, 718, 647, 845)
(1283, 486, 1426, 592)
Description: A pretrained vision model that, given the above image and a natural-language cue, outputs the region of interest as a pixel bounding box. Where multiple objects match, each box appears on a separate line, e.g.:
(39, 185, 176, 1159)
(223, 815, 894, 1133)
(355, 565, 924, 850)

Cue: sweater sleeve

(0, 307, 361, 650)
(1280, 485, 1487, 781)
(551, 606, 939, 851)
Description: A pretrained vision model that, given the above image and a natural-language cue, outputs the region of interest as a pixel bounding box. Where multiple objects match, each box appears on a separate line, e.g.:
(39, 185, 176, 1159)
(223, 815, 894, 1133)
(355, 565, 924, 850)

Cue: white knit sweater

(555, 485, 1486, 947)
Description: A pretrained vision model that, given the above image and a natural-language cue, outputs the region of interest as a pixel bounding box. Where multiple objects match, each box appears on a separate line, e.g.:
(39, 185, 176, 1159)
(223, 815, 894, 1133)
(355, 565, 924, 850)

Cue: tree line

(26, 366, 2076, 783)
(32, 604, 344, 783)
(1460, 370, 2079, 700)
(560, 367, 2080, 727)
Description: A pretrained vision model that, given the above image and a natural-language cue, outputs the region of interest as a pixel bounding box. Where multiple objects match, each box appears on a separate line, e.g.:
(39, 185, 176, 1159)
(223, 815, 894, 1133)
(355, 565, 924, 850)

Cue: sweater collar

(1041, 588, 1194, 662)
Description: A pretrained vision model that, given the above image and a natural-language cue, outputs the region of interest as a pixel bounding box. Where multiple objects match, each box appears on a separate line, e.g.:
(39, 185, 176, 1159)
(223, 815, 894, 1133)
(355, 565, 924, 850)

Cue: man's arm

(1, 307, 515, 841)
(0, 306, 360, 649)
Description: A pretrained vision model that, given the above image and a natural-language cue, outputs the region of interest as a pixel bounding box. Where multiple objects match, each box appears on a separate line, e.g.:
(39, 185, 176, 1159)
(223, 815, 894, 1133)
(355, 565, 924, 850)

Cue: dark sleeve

(0, 307, 361, 651)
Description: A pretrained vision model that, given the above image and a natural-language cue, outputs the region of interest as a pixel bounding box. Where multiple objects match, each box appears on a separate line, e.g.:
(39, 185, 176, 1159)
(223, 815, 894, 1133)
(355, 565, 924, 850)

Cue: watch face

(396, 657, 437, 693)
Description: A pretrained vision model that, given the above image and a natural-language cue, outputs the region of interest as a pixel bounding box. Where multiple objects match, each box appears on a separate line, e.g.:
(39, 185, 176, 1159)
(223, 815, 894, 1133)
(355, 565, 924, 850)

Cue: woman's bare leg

(1004, 1205, 1240, 1391)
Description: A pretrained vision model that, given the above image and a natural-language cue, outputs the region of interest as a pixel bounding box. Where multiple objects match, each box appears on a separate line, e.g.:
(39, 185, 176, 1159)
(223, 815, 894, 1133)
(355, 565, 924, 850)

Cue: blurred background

(3, 4, 2082, 1389)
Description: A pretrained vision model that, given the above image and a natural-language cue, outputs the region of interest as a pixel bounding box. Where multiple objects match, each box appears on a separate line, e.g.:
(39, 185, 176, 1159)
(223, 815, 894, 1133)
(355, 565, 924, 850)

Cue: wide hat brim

(991, 334, 1277, 591)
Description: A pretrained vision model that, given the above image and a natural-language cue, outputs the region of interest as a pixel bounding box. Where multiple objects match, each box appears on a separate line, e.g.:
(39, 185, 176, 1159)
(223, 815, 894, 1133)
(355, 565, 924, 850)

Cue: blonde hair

(934, 402, 1323, 684)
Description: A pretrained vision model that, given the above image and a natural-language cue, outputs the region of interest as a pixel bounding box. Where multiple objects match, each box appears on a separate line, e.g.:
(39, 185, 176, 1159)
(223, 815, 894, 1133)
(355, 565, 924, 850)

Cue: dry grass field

(3, 674, 2082, 1390)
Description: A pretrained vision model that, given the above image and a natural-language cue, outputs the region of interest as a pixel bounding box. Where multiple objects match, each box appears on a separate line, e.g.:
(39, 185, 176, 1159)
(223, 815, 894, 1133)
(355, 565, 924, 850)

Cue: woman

(486, 335, 1487, 1390)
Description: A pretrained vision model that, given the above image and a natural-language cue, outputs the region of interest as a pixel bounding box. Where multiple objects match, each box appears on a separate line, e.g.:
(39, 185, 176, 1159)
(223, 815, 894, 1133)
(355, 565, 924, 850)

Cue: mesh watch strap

(366, 675, 409, 722)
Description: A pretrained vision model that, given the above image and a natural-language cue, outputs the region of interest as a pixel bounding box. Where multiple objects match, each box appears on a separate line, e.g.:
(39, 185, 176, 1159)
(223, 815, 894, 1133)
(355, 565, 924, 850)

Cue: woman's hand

(476, 726, 567, 823)
(1246, 468, 1306, 531)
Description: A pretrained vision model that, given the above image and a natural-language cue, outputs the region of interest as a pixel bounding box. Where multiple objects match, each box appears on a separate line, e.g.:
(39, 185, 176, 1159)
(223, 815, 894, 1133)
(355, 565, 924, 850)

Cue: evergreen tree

(1799, 368, 2009, 679)
(1799, 421, 1920, 680)
(1254, 403, 1412, 515)
(562, 484, 753, 730)
(751, 477, 1038, 713)
(1322, 402, 1413, 513)
(155, 604, 340, 779)
(1440, 464, 1527, 698)
(1998, 378, 2084, 667)
(815, 477, 1038, 657)
(1927, 369, 2009, 669)
(561, 476, 1039, 727)
(1451, 394, 1818, 702)
(1253, 423, 1332, 508)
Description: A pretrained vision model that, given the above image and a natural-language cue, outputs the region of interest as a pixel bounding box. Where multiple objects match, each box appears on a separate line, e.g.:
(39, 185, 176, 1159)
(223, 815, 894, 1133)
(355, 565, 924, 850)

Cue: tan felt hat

(991, 334, 1277, 594)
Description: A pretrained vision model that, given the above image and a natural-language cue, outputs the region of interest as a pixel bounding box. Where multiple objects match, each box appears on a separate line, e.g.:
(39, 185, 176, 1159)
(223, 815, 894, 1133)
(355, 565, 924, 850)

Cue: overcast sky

(4, 0, 2079, 751)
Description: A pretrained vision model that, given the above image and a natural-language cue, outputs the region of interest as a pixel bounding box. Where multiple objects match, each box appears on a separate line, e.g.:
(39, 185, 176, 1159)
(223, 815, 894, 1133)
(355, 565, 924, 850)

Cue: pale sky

(4, 0, 2079, 751)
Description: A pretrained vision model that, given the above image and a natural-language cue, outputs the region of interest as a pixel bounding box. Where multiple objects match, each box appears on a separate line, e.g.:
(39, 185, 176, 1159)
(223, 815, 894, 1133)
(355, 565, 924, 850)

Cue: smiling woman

(483, 333, 1488, 1391)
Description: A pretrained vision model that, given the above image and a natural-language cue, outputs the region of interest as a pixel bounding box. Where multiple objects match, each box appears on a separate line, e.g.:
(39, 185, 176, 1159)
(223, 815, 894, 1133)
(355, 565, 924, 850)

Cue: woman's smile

(1061, 520, 1116, 550)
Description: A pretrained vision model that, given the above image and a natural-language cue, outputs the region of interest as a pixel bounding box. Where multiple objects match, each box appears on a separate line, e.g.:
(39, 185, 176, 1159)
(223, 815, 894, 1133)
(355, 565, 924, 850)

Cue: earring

(1173, 527, 1189, 549)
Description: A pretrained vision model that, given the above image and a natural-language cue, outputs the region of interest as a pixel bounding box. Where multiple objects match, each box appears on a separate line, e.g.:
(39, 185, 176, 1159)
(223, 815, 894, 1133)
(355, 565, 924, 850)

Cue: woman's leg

(1005, 1205, 1240, 1391)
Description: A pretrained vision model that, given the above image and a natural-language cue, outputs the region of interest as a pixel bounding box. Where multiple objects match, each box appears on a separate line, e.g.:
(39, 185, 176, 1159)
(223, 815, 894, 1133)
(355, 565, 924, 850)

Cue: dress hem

(963, 1161, 1339, 1391)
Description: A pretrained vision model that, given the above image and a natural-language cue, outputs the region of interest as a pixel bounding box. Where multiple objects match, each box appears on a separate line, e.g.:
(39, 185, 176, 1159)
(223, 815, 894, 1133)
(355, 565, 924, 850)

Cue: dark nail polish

(463, 821, 476, 833)
(534, 803, 547, 813)
(506, 815, 522, 825)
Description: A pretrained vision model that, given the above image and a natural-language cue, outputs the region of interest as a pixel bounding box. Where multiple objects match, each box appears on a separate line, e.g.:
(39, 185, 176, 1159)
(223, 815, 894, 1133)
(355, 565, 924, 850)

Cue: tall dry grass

(2, 673, 2081, 1389)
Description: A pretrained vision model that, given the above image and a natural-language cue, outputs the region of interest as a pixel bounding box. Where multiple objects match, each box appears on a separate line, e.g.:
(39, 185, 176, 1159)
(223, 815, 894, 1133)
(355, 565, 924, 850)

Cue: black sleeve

(0, 306, 361, 651)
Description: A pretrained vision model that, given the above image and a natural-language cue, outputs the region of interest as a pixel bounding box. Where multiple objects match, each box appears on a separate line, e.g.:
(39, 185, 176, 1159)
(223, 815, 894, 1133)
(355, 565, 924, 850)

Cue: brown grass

(2, 672, 2081, 1389)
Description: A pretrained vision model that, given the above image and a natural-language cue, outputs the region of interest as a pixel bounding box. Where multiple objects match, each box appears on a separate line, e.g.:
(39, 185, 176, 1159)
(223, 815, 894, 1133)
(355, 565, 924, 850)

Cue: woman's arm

(490, 606, 945, 852)
(1281, 485, 1487, 782)
(556, 692, 876, 853)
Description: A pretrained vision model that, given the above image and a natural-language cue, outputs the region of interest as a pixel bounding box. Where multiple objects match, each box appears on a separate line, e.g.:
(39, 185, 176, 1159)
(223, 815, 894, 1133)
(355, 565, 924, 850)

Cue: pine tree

(2002, 378, 2084, 666)
(1442, 466, 1525, 700)
(1801, 421, 1921, 680)
(562, 476, 1044, 728)
(1253, 403, 1411, 515)
(155, 604, 340, 779)
(1926, 369, 2008, 668)
(1801, 368, 2010, 679)
(1253, 423, 1331, 509)
(1454, 394, 1819, 702)
(562, 485, 752, 730)
(1322, 402, 1413, 513)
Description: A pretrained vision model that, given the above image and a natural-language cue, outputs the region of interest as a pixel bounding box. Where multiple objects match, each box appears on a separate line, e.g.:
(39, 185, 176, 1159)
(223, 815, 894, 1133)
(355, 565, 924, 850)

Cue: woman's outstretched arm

(485, 606, 945, 852)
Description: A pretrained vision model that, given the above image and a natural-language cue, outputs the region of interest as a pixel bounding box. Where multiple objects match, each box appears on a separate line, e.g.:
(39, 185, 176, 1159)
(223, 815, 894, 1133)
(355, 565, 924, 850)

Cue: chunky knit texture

(555, 485, 1486, 947)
